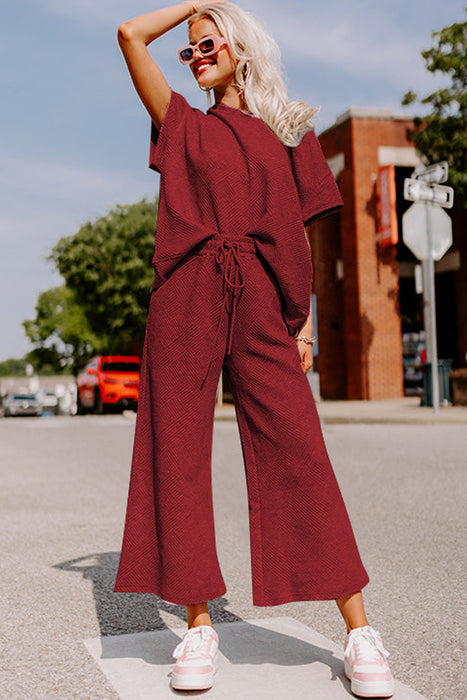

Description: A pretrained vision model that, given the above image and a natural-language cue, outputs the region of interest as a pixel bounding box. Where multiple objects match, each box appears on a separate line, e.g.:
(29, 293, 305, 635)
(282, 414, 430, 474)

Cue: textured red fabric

(114, 91, 368, 606)
(147, 89, 343, 336)
(114, 237, 369, 605)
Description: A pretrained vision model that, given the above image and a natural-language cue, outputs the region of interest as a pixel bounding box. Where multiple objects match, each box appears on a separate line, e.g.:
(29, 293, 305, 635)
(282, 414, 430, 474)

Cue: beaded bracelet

(294, 334, 317, 344)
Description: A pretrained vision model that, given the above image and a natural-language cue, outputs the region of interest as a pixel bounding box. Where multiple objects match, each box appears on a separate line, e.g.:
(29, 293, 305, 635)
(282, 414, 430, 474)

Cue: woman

(114, 2, 394, 697)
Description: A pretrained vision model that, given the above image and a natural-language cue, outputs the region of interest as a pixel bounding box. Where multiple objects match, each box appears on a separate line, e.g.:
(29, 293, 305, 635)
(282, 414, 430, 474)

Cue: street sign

(402, 202, 452, 261)
(411, 161, 448, 184)
(402, 160, 454, 415)
(404, 178, 454, 208)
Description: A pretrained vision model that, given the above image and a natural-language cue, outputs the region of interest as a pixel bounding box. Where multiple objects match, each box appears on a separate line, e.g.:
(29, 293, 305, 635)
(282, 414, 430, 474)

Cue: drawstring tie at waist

(216, 239, 245, 355)
(198, 237, 253, 389)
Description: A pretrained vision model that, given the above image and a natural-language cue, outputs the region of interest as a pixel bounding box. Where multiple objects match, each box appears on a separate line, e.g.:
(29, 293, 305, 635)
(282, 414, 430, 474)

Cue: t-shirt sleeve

(289, 129, 343, 226)
(148, 89, 195, 174)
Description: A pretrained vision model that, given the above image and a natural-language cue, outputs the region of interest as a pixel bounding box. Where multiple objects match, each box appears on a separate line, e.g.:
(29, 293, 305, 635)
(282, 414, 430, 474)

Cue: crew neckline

(208, 102, 253, 117)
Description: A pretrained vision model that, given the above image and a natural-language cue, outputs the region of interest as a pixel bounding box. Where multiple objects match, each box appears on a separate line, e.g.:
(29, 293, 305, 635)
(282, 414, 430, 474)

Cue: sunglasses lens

(179, 47, 194, 63)
(199, 38, 216, 54)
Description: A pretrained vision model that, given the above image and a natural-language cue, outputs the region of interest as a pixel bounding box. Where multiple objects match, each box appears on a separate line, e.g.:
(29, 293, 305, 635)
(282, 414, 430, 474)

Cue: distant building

(311, 107, 466, 400)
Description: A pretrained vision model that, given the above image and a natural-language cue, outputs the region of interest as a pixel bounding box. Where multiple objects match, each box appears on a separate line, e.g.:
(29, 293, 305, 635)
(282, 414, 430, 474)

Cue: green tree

(0, 357, 27, 377)
(50, 199, 157, 354)
(402, 9, 467, 202)
(23, 286, 104, 375)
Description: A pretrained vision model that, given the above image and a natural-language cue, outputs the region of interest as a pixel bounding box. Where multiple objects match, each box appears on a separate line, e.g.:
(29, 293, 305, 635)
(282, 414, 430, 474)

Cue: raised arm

(117, 2, 195, 129)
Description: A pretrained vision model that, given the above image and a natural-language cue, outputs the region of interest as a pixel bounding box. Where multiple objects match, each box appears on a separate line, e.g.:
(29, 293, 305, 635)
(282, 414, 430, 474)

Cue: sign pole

(425, 200, 440, 413)
(421, 260, 431, 362)
(402, 160, 454, 412)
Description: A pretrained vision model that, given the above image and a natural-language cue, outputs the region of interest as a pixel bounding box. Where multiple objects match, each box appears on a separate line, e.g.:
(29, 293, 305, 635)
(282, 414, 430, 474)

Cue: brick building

(310, 107, 466, 400)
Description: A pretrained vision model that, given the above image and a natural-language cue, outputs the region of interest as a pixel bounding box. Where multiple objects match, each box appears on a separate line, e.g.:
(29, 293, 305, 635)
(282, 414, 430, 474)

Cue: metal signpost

(402, 161, 454, 414)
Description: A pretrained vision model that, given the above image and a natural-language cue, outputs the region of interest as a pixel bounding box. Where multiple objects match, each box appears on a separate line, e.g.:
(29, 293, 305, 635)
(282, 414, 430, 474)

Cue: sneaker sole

(346, 675, 395, 698)
(345, 662, 395, 698)
(171, 657, 217, 692)
(170, 669, 215, 691)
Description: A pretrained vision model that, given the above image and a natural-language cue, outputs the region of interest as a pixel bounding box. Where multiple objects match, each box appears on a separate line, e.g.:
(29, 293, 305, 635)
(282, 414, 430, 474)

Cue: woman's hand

(190, 0, 230, 12)
(295, 309, 314, 373)
(296, 338, 313, 373)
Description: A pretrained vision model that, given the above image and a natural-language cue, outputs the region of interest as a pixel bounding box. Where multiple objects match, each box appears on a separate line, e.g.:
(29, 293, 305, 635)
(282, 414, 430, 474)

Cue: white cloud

(37, 0, 462, 94)
(0, 156, 156, 360)
(260, 1, 452, 94)
(40, 0, 156, 25)
(0, 156, 155, 229)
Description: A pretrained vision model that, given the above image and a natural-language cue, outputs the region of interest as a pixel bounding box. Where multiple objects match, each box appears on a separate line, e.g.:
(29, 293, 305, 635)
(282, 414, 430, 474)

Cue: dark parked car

(3, 393, 43, 417)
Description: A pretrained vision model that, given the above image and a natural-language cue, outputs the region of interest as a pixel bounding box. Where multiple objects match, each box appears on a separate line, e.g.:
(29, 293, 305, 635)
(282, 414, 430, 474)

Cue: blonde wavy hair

(187, 2, 318, 147)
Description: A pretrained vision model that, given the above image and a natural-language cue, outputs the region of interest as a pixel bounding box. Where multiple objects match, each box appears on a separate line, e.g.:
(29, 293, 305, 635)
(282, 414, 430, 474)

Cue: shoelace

(348, 627, 390, 662)
(173, 627, 214, 659)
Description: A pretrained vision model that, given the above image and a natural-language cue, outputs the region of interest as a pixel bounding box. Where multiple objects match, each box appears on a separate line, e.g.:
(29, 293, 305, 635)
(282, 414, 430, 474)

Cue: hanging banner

(377, 164, 398, 246)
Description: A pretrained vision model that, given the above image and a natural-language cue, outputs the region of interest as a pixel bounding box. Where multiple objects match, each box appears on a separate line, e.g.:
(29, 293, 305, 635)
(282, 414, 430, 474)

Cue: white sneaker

(344, 625, 395, 698)
(170, 625, 219, 690)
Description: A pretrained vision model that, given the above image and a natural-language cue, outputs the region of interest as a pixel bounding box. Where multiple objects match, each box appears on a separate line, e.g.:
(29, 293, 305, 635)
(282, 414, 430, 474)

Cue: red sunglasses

(178, 34, 227, 65)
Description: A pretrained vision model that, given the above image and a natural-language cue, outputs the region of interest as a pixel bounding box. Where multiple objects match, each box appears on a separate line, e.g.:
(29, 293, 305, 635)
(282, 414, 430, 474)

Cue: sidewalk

(85, 617, 428, 700)
(215, 396, 467, 424)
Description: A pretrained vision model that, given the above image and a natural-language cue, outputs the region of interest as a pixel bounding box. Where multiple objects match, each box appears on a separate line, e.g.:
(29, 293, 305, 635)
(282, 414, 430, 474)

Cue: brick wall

(312, 113, 413, 399)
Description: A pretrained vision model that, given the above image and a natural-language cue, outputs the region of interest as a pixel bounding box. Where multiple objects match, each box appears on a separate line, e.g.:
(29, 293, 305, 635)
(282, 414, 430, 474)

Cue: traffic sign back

(402, 202, 452, 261)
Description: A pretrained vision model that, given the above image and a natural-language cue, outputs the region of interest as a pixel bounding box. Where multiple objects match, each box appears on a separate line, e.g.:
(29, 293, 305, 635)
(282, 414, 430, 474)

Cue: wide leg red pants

(114, 235, 369, 606)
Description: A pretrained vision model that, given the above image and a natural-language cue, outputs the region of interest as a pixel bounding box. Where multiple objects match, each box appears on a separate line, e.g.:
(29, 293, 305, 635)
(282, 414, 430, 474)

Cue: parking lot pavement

(0, 414, 465, 699)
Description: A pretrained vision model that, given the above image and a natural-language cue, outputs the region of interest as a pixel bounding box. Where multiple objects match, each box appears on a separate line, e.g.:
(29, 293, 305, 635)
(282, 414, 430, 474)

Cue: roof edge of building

(320, 107, 415, 134)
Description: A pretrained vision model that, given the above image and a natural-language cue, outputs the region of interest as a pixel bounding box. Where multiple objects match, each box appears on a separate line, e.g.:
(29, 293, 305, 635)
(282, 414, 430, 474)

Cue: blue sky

(1, 0, 466, 360)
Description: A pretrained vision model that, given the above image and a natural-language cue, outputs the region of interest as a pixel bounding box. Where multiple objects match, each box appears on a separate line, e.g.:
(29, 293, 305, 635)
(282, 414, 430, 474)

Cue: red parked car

(76, 355, 141, 414)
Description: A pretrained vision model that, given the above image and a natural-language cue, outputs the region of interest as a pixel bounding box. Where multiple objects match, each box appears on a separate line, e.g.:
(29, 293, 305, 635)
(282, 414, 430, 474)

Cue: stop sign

(402, 202, 452, 261)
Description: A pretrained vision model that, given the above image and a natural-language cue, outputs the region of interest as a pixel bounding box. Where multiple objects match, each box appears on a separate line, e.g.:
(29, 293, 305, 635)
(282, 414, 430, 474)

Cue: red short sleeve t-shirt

(148, 89, 342, 334)
(287, 130, 343, 227)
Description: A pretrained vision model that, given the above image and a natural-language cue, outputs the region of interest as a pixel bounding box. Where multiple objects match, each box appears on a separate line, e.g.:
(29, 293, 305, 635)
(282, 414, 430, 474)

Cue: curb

(214, 405, 467, 426)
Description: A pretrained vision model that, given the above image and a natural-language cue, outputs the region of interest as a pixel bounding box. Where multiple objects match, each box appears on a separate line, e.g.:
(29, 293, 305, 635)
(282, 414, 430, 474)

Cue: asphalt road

(0, 414, 465, 699)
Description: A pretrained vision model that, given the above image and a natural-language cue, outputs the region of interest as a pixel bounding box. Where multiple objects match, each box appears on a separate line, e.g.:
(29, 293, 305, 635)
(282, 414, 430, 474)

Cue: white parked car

(38, 390, 60, 415)
(2, 393, 43, 417)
